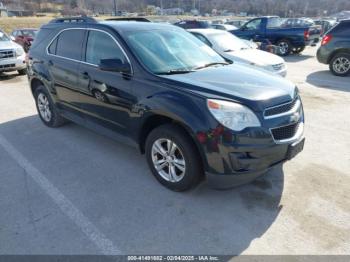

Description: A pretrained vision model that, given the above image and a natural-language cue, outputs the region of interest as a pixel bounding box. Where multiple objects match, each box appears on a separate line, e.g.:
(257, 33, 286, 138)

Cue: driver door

(77, 29, 136, 136)
(239, 19, 262, 40)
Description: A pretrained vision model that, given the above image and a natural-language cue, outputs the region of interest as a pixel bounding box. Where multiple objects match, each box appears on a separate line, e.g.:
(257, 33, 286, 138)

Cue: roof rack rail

(105, 17, 151, 22)
(49, 16, 97, 24)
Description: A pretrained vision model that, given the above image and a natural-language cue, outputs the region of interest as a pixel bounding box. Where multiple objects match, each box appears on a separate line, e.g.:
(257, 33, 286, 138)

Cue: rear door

(47, 28, 86, 111)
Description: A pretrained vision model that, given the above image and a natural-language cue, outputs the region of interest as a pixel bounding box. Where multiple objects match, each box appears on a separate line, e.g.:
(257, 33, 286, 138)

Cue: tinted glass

(56, 29, 85, 60)
(85, 30, 126, 65)
(48, 38, 58, 54)
(331, 21, 350, 35)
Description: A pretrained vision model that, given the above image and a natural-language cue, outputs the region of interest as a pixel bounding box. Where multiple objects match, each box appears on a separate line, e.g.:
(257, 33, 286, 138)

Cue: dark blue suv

(27, 17, 305, 191)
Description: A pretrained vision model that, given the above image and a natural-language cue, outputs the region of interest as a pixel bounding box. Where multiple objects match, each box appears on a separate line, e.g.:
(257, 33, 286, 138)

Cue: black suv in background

(27, 17, 305, 191)
(317, 19, 350, 76)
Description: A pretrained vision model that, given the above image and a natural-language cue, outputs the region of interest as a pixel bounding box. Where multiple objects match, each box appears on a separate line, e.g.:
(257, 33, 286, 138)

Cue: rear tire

(145, 124, 203, 191)
(329, 53, 350, 77)
(34, 85, 67, 127)
(277, 39, 292, 56)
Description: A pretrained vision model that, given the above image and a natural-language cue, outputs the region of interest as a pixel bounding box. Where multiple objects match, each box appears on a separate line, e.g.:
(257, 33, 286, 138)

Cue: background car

(189, 29, 287, 77)
(173, 20, 211, 29)
(225, 20, 248, 28)
(10, 28, 38, 52)
(231, 16, 321, 56)
(0, 29, 26, 75)
(211, 24, 237, 31)
(317, 19, 350, 76)
(314, 19, 337, 36)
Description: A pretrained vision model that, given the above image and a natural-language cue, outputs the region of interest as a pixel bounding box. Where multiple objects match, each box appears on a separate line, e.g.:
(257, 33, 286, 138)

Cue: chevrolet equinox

(27, 17, 305, 191)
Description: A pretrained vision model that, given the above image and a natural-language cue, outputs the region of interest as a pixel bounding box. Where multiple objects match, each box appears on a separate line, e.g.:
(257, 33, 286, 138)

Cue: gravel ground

(0, 46, 349, 255)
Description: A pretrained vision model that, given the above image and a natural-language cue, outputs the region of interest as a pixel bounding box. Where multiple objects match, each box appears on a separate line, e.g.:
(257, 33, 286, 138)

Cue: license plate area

(287, 138, 305, 160)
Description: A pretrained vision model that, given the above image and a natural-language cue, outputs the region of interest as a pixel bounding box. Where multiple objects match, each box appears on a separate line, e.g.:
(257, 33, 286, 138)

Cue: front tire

(277, 39, 292, 56)
(329, 53, 350, 77)
(34, 85, 67, 127)
(145, 124, 203, 191)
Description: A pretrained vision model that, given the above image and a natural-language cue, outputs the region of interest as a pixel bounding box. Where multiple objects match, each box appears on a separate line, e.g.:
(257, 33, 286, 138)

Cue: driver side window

(85, 30, 126, 66)
(245, 19, 262, 30)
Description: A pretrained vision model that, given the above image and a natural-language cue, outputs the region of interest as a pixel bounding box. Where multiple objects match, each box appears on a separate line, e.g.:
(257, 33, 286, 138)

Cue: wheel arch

(138, 114, 208, 171)
(327, 49, 350, 64)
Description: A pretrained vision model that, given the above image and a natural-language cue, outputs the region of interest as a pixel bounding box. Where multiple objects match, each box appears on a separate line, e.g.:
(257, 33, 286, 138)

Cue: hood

(223, 48, 284, 67)
(160, 64, 296, 111)
(0, 40, 21, 50)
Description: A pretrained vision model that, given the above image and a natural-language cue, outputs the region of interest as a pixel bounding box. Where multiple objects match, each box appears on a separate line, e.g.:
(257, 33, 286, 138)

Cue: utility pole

(160, 0, 163, 15)
(113, 0, 117, 16)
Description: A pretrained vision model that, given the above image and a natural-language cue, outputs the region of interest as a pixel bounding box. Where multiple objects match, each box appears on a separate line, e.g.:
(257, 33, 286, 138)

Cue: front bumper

(199, 97, 305, 189)
(0, 54, 26, 72)
(206, 135, 304, 189)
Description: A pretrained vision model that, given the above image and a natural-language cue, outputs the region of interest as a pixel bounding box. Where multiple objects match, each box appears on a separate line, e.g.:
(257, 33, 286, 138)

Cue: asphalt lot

(0, 46, 350, 255)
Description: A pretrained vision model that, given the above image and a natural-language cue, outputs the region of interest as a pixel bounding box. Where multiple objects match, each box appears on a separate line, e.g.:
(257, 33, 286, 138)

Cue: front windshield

(0, 30, 10, 41)
(22, 30, 38, 37)
(124, 29, 225, 74)
(210, 32, 250, 52)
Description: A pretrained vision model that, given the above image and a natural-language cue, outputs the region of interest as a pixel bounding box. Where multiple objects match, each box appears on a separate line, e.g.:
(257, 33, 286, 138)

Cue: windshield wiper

(194, 62, 229, 70)
(157, 69, 194, 75)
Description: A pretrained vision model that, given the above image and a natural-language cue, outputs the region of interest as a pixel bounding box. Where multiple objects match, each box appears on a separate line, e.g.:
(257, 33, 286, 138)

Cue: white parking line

(0, 133, 121, 255)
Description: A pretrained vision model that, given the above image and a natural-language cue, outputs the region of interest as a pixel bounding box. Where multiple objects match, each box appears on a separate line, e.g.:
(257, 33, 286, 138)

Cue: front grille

(272, 63, 284, 71)
(0, 50, 15, 60)
(271, 122, 300, 141)
(264, 98, 299, 117)
(0, 64, 15, 69)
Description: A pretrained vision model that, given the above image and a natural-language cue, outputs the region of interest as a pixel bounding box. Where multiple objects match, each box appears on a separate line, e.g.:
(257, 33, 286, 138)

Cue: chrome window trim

(46, 27, 133, 75)
(264, 97, 301, 119)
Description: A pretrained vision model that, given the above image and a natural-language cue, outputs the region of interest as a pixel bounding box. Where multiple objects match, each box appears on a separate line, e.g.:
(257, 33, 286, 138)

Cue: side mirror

(99, 59, 131, 74)
(10, 36, 15, 41)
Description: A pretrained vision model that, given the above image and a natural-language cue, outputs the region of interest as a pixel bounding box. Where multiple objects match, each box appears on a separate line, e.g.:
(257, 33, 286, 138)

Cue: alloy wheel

(37, 93, 52, 122)
(151, 138, 186, 183)
(333, 57, 350, 74)
(278, 42, 289, 55)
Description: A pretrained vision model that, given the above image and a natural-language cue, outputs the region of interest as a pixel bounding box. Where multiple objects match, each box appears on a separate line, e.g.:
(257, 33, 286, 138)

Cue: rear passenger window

(55, 29, 85, 61)
(85, 30, 126, 65)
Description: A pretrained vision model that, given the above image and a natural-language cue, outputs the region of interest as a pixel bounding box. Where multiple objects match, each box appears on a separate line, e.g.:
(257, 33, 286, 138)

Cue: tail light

(321, 35, 332, 46)
(304, 30, 310, 40)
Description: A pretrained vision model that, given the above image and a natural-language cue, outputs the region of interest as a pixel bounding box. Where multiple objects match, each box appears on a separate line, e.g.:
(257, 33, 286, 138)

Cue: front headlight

(207, 99, 261, 131)
(15, 48, 24, 57)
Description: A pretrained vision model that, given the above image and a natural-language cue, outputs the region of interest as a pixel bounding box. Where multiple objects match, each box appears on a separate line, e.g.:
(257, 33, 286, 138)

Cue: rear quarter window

(329, 21, 350, 35)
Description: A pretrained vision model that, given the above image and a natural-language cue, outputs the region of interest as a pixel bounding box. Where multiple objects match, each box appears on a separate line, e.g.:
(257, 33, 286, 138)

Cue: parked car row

(188, 29, 287, 77)
(26, 17, 305, 191)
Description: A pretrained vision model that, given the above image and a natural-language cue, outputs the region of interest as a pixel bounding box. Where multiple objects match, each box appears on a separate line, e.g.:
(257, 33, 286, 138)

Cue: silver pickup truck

(0, 29, 26, 75)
